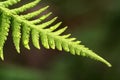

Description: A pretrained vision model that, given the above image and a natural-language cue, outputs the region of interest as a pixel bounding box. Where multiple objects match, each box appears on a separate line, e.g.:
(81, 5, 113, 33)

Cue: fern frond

(30, 12, 52, 24)
(11, 0, 41, 14)
(0, 12, 11, 60)
(31, 29, 40, 49)
(22, 23, 31, 49)
(39, 17, 58, 28)
(21, 6, 49, 20)
(0, 0, 112, 67)
(12, 18, 21, 53)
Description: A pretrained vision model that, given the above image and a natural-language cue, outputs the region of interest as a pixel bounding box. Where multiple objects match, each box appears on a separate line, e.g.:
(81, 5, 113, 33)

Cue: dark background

(0, 0, 120, 80)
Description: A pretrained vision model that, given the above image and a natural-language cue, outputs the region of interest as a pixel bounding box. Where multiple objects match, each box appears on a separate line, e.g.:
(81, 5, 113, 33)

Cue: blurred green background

(0, 0, 120, 80)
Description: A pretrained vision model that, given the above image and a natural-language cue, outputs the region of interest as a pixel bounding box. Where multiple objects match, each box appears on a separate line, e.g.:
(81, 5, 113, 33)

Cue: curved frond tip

(0, 0, 112, 67)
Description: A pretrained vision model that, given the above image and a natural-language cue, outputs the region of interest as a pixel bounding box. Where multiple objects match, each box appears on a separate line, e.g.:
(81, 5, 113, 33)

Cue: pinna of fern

(0, 0, 112, 67)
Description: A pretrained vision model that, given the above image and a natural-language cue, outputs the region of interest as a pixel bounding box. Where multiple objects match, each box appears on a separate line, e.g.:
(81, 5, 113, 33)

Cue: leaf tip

(0, 48, 4, 60)
(106, 62, 112, 67)
(0, 54, 4, 61)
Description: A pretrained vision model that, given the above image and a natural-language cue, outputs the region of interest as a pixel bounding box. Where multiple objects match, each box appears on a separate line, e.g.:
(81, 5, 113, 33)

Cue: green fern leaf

(31, 29, 40, 49)
(12, 18, 21, 53)
(22, 23, 31, 50)
(0, 0, 112, 67)
(0, 12, 11, 60)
